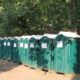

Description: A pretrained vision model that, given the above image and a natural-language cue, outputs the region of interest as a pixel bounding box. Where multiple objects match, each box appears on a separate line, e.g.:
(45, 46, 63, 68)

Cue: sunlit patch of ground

(0, 59, 79, 80)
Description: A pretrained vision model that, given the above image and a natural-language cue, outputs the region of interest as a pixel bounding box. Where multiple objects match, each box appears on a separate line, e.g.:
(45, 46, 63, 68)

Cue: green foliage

(0, 0, 79, 36)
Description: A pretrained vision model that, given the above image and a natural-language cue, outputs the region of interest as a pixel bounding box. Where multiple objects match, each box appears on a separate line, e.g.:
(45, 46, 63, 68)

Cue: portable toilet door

(28, 37, 38, 69)
(3, 37, 7, 60)
(43, 34, 57, 71)
(12, 37, 19, 63)
(18, 37, 24, 64)
(0, 38, 3, 59)
(37, 36, 51, 70)
(75, 37, 80, 74)
(53, 34, 78, 74)
(6, 37, 13, 61)
(23, 36, 31, 66)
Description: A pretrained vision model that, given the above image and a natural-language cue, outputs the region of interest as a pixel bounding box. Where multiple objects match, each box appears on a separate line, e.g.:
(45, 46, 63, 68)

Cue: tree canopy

(0, 0, 80, 36)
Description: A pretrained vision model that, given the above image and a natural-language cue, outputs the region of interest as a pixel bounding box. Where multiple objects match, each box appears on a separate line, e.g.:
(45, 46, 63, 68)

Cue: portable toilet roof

(44, 33, 57, 39)
(22, 35, 32, 39)
(8, 37, 14, 40)
(0, 37, 3, 40)
(58, 31, 80, 38)
(32, 35, 43, 40)
(15, 36, 21, 40)
(4, 37, 8, 39)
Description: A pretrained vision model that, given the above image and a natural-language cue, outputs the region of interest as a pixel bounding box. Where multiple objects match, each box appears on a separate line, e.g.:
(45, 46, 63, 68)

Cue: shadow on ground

(0, 59, 19, 73)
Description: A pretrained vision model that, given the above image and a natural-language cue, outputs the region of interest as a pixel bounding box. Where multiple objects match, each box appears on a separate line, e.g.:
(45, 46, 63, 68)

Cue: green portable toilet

(6, 37, 13, 61)
(53, 31, 80, 74)
(43, 34, 57, 70)
(23, 36, 32, 66)
(3, 37, 8, 60)
(37, 36, 52, 70)
(28, 36, 38, 68)
(18, 37, 24, 63)
(0, 38, 3, 59)
(12, 37, 20, 62)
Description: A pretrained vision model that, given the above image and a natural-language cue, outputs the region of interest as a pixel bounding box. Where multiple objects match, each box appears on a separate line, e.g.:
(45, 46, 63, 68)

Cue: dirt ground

(0, 59, 80, 80)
